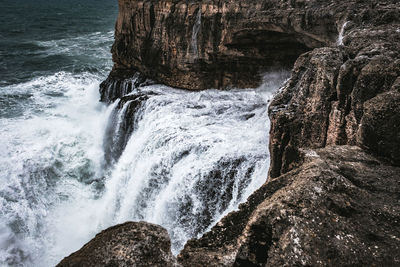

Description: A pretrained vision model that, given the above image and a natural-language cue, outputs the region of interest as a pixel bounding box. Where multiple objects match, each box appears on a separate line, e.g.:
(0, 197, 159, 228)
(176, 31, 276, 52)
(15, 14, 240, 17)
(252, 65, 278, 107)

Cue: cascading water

(337, 21, 349, 46)
(0, 0, 290, 265)
(190, 8, 202, 59)
(0, 70, 288, 266)
(94, 76, 287, 253)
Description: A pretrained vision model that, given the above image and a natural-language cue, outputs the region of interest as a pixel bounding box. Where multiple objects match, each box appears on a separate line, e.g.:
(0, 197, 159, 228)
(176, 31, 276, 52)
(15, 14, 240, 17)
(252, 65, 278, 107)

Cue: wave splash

(0, 70, 287, 265)
(96, 83, 275, 253)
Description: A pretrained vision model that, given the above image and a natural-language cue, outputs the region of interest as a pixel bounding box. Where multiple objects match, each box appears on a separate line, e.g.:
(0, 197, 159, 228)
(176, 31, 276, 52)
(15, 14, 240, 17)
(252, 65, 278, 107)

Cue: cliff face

(268, 1, 400, 177)
(60, 0, 400, 266)
(105, 0, 345, 92)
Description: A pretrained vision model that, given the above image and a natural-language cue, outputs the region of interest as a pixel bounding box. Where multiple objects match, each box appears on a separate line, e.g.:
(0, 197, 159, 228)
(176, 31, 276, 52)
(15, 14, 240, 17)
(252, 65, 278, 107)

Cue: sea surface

(0, 1, 286, 266)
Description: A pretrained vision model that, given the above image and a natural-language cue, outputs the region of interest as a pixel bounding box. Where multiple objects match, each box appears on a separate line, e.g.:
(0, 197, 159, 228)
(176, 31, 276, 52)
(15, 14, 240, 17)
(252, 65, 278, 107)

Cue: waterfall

(91, 72, 288, 254)
(191, 8, 202, 59)
(337, 21, 349, 46)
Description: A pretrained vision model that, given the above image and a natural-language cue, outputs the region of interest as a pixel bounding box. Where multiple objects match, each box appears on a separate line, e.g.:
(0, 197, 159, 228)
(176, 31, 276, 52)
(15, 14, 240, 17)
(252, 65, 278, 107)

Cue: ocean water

(0, 1, 287, 266)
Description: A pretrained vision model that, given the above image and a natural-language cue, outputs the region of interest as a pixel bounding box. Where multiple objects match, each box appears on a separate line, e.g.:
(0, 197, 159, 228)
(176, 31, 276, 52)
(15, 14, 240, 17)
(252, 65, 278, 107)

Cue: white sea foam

(0, 71, 112, 266)
(0, 67, 287, 265)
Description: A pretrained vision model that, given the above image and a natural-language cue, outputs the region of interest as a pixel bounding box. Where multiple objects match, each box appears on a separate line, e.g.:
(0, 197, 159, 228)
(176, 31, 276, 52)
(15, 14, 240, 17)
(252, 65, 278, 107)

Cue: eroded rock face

(99, 70, 155, 104)
(109, 0, 353, 90)
(57, 222, 179, 267)
(268, 0, 400, 177)
(178, 146, 400, 266)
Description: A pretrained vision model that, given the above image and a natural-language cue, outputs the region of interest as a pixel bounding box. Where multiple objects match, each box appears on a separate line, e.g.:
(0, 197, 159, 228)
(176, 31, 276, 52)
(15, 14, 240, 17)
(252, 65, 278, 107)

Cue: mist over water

(0, 0, 288, 266)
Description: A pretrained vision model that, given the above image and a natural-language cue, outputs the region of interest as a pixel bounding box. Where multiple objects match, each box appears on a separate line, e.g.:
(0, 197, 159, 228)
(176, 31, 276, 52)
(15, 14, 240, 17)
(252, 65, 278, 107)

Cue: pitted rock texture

(178, 146, 400, 266)
(57, 222, 179, 267)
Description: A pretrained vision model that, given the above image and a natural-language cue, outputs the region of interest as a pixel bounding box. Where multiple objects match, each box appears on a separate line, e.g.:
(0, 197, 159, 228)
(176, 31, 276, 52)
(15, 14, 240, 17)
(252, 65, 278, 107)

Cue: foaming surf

(0, 68, 288, 266)
(0, 71, 113, 265)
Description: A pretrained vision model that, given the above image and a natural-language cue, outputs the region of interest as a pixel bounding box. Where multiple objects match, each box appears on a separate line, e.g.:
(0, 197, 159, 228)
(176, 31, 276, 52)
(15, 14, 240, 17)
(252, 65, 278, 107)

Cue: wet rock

(57, 221, 179, 267)
(178, 146, 400, 266)
(99, 69, 155, 103)
(103, 91, 159, 165)
(268, 2, 400, 176)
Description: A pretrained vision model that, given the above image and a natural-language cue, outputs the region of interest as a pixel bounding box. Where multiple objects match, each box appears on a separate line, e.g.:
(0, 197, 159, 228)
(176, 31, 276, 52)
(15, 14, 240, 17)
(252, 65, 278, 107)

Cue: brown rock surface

(57, 222, 178, 267)
(107, 0, 345, 91)
(268, 1, 400, 176)
(178, 146, 400, 266)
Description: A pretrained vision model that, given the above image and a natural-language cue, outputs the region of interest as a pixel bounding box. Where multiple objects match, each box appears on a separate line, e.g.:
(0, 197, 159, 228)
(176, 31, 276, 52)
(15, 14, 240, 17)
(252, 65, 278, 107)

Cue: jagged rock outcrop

(99, 70, 155, 104)
(178, 146, 400, 266)
(268, 0, 400, 177)
(57, 222, 178, 267)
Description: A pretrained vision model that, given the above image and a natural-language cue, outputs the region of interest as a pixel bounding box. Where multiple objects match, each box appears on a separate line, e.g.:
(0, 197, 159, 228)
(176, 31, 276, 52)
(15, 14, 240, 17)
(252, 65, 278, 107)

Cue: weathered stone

(178, 146, 400, 266)
(99, 69, 155, 103)
(110, 0, 349, 90)
(268, 2, 400, 176)
(357, 90, 400, 166)
(57, 222, 179, 267)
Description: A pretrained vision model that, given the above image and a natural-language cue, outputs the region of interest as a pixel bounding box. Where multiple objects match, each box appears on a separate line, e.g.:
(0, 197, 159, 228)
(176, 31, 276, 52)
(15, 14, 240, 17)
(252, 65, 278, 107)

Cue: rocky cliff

(178, 146, 400, 266)
(60, 0, 400, 266)
(100, 0, 347, 97)
(268, 2, 400, 177)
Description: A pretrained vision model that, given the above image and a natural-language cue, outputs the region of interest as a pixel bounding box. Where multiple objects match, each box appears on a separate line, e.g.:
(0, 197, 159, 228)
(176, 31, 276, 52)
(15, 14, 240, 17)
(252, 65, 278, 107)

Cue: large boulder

(57, 222, 178, 267)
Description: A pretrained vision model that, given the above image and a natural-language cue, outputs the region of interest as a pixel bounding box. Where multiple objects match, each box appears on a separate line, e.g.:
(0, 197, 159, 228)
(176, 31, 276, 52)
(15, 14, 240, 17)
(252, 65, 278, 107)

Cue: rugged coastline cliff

(59, 0, 399, 266)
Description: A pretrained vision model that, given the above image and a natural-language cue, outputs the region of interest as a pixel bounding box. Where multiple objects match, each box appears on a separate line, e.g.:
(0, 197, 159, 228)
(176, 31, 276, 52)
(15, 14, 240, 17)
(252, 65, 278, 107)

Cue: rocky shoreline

(59, 0, 399, 266)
